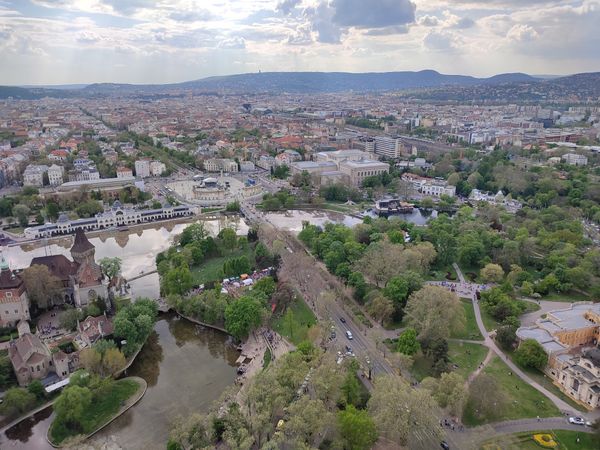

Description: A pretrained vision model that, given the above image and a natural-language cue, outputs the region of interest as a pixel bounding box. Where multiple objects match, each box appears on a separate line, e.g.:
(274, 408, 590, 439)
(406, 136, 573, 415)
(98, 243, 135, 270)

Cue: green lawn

(482, 430, 598, 450)
(450, 300, 484, 340)
(49, 379, 141, 445)
(463, 356, 560, 426)
(447, 341, 488, 380)
(189, 247, 255, 285)
(262, 348, 272, 369)
(271, 297, 317, 346)
(542, 290, 591, 302)
(504, 350, 587, 413)
(408, 341, 487, 382)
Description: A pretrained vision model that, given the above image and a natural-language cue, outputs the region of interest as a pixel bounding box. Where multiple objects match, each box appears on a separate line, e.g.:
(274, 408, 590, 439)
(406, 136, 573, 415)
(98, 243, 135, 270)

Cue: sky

(1, 0, 599, 85)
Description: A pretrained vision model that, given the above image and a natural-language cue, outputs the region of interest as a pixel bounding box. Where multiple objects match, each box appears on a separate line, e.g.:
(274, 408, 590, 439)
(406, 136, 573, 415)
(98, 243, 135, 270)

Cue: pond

(264, 208, 437, 233)
(2, 216, 248, 299)
(0, 314, 239, 450)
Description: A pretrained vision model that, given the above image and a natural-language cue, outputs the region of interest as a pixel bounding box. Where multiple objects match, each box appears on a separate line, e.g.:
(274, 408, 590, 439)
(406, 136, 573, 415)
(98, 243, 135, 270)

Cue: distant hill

(2, 70, 599, 100)
(406, 72, 600, 103)
(80, 70, 538, 95)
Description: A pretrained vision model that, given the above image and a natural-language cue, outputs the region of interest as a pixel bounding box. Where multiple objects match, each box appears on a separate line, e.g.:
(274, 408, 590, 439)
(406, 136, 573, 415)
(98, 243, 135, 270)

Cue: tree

(466, 373, 508, 421)
(162, 266, 193, 296)
(99, 257, 122, 280)
(103, 347, 126, 375)
(54, 385, 92, 432)
(80, 348, 102, 374)
(225, 296, 263, 339)
(179, 223, 208, 246)
(404, 285, 465, 342)
(27, 379, 46, 400)
(60, 306, 82, 331)
(21, 265, 63, 310)
(481, 263, 504, 283)
(0, 387, 36, 418)
(421, 372, 466, 416)
(219, 227, 238, 253)
(338, 405, 378, 450)
(397, 328, 420, 356)
(367, 294, 394, 325)
(515, 339, 548, 370)
(285, 397, 333, 447)
(13, 204, 30, 227)
(368, 375, 439, 446)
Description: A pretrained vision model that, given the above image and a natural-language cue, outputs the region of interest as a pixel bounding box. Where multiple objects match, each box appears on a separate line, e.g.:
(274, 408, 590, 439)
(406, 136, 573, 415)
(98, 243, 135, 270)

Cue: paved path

(451, 264, 579, 416)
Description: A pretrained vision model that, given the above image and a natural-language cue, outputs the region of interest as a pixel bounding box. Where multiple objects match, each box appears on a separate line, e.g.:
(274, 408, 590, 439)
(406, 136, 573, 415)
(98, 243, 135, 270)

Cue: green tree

(225, 296, 263, 339)
(0, 387, 36, 418)
(421, 372, 466, 416)
(219, 228, 238, 253)
(515, 339, 548, 370)
(179, 223, 208, 246)
(27, 379, 46, 400)
(397, 328, 420, 356)
(99, 257, 122, 280)
(163, 266, 193, 296)
(54, 385, 92, 432)
(13, 204, 30, 227)
(21, 264, 63, 310)
(481, 263, 504, 283)
(338, 405, 378, 450)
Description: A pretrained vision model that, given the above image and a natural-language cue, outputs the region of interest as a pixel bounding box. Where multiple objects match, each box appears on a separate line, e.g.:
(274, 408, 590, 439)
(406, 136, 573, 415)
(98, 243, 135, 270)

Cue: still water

(0, 314, 238, 449)
(2, 216, 248, 299)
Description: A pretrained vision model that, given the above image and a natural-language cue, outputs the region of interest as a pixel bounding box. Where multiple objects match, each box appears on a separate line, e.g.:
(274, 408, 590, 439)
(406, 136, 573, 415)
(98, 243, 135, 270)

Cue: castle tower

(70, 228, 96, 266)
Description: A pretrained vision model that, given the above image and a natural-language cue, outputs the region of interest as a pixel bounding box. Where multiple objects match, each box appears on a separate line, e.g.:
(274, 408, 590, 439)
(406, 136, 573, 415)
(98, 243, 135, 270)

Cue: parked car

(440, 441, 450, 450)
(568, 416, 585, 425)
(340, 316, 346, 323)
(345, 330, 353, 340)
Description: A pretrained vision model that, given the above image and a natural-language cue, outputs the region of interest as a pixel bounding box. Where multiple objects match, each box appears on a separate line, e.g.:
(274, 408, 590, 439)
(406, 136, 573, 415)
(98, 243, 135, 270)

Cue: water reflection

(3, 216, 249, 300)
(0, 314, 238, 450)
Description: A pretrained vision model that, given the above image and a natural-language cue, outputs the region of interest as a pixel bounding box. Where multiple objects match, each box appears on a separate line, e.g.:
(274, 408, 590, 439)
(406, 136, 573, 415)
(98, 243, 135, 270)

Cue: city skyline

(1, 0, 599, 85)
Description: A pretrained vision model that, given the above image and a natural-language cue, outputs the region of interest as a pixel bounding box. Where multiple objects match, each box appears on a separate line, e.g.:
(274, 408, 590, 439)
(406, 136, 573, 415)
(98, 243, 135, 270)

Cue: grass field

(409, 341, 487, 381)
(262, 348, 272, 369)
(448, 341, 488, 380)
(482, 430, 597, 450)
(425, 265, 458, 282)
(189, 247, 255, 285)
(503, 350, 587, 412)
(271, 297, 317, 345)
(450, 300, 484, 340)
(542, 290, 591, 302)
(49, 379, 141, 445)
(463, 356, 560, 426)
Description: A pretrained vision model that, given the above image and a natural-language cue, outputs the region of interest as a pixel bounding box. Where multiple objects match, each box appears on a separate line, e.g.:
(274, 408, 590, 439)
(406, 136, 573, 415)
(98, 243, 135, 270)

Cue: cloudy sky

(1, 0, 599, 85)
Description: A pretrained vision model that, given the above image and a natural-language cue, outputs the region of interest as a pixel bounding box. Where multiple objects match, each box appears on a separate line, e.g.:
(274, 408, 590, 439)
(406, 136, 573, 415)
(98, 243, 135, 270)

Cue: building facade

(135, 159, 151, 178)
(47, 164, 64, 186)
(338, 159, 390, 186)
(0, 255, 30, 327)
(374, 136, 404, 159)
(23, 164, 48, 186)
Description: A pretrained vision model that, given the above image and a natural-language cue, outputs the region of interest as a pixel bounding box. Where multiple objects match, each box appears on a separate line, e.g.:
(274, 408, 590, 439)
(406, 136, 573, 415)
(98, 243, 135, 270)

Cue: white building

(374, 136, 404, 159)
(47, 164, 64, 186)
(135, 159, 151, 178)
(23, 164, 48, 187)
(338, 159, 390, 186)
(562, 153, 588, 166)
(204, 158, 238, 173)
(401, 174, 456, 198)
(149, 160, 166, 176)
(116, 167, 133, 178)
(240, 161, 256, 172)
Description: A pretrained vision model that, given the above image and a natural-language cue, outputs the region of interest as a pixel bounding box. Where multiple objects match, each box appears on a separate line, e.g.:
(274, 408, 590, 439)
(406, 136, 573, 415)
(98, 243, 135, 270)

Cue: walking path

(451, 263, 580, 416)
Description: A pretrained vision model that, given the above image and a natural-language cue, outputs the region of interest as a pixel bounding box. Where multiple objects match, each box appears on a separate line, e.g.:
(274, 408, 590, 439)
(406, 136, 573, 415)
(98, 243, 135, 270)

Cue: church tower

(70, 228, 96, 266)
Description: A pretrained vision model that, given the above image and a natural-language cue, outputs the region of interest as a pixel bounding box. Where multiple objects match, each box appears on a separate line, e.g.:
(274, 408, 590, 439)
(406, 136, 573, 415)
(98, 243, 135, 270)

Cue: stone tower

(70, 228, 96, 266)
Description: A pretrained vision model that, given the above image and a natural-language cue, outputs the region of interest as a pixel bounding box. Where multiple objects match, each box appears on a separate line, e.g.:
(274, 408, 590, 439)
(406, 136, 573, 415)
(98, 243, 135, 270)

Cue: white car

(345, 330, 353, 340)
(568, 416, 585, 425)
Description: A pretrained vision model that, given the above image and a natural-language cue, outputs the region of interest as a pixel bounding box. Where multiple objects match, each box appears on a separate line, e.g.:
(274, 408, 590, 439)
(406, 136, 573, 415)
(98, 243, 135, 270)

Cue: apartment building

(23, 164, 48, 186)
(203, 158, 238, 173)
(47, 164, 64, 186)
(374, 136, 404, 159)
(562, 153, 588, 166)
(135, 159, 151, 178)
(116, 167, 133, 178)
(150, 160, 167, 176)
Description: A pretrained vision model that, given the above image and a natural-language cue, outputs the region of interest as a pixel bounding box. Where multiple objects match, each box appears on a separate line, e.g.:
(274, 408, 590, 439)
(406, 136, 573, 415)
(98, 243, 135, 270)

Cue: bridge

(127, 269, 158, 282)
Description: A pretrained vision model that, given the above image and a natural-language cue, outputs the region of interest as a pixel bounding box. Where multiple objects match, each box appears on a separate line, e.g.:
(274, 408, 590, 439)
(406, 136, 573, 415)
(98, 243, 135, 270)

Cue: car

(440, 441, 450, 450)
(568, 416, 586, 425)
(345, 330, 353, 340)
(340, 317, 346, 323)
(345, 345, 352, 353)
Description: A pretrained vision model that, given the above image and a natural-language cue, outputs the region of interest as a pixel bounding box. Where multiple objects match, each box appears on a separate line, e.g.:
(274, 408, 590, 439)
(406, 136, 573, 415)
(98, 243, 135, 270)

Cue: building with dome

(0, 253, 30, 327)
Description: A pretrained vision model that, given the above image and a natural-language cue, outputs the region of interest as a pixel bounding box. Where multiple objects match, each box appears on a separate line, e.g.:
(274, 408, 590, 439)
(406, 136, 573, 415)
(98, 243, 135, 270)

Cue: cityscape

(0, 1, 600, 450)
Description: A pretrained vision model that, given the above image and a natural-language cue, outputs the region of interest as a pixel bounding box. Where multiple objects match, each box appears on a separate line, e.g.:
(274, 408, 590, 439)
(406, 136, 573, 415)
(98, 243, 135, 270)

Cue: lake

(0, 313, 239, 449)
